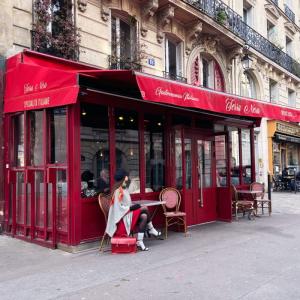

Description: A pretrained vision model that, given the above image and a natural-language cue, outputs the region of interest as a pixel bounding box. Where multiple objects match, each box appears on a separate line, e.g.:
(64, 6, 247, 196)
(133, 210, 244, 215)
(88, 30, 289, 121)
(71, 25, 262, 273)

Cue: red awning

(3, 50, 300, 123)
(135, 73, 300, 123)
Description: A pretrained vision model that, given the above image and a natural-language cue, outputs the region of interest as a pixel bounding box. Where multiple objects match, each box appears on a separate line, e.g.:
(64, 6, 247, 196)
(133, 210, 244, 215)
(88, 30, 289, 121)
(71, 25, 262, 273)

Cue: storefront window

(287, 143, 298, 167)
(144, 114, 165, 192)
(230, 128, 240, 186)
(80, 104, 109, 197)
(14, 114, 25, 167)
(49, 108, 67, 164)
(29, 111, 44, 166)
(115, 109, 140, 193)
(175, 131, 182, 190)
(57, 169, 67, 232)
(215, 135, 227, 187)
(198, 140, 212, 187)
(241, 129, 251, 184)
(185, 139, 192, 189)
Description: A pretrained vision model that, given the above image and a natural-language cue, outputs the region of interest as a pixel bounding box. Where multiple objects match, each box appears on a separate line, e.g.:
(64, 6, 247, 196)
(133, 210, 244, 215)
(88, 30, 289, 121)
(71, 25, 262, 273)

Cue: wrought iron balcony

(108, 55, 142, 72)
(163, 71, 187, 83)
(270, 0, 278, 6)
(183, 0, 300, 78)
(284, 4, 295, 23)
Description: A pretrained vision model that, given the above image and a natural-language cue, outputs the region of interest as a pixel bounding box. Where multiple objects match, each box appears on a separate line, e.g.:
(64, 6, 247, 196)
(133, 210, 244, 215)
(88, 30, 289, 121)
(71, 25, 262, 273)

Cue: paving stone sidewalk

(0, 192, 299, 300)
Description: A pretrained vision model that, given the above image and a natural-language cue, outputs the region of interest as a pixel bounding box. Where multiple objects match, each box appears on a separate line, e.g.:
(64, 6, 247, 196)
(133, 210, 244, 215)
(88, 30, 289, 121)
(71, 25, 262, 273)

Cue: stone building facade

(0, 0, 300, 187)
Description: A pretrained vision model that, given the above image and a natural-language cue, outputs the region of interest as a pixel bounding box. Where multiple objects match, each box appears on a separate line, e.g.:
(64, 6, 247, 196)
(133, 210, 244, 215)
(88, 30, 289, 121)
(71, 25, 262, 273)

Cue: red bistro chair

(159, 187, 187, 239)
(98, 193, 111, 252)
(250, 182, 272, 216)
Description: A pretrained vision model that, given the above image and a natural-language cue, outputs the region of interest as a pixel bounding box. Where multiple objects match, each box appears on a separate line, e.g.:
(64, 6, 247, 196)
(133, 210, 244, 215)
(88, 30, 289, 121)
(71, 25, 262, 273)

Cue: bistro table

(134, 200, 166, 220)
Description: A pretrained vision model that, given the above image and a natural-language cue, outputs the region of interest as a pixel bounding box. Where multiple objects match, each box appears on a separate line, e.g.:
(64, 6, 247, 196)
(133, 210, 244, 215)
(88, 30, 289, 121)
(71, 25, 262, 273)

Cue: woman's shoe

(147, 221, 162, 238)
(137, 233, 149, 251)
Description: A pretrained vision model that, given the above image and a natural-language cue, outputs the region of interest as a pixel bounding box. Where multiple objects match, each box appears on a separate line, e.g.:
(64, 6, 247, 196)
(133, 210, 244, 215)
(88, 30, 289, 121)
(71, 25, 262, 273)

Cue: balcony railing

(108, 56, 142, 72)
(163, 71, 187, 83)
(284, 4, 295, 23)
(183, 0, 300, 78)
(270, 0, 278, 6)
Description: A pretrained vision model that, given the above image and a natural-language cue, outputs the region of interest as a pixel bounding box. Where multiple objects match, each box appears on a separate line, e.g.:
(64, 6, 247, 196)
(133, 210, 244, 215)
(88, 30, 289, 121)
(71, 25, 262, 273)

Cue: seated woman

(105, 169, 161, 251)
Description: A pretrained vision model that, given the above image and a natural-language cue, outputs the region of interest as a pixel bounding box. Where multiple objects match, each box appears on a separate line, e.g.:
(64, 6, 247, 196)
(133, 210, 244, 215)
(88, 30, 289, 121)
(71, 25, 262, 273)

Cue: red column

(250, 127, 256, 183)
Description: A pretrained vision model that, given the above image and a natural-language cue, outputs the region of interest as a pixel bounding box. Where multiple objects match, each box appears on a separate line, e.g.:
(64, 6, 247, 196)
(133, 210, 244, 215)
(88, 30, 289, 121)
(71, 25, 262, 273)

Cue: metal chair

(159, 187, 187, 239)
(231, 184, 255, 220)
(250, 182, 271, 216)
(98, 193, 111, 252)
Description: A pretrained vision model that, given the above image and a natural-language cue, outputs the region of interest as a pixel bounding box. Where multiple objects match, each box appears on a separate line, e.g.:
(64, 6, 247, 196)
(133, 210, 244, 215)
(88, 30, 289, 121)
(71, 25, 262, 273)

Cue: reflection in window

(241, 129, 251, 184)
(57, 169, 67, 232)
(144, 114, 165, 192)
(115, 109, 140, 194)
(199, 140, 212, 187)
(215, 135, 227, 187)
(175, 131, 182, 190)
(49, 107, 67, 164)
(35, 171, 45, 228)
(80, 104, 109, 197)
(230, 128, 240, 186)
(185, 139, 192, 189)
(14, 114, 25, 167)
(29, 111, 44, 166)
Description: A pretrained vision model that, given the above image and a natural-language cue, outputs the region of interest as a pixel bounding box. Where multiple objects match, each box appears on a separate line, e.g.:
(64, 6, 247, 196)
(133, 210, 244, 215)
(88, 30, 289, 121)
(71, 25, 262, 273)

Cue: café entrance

(173, 128, 217, 226)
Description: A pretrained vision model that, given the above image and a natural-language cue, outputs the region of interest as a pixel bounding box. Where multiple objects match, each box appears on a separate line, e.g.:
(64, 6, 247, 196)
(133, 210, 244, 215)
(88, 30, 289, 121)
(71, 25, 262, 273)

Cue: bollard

(268, 173, 272, 201)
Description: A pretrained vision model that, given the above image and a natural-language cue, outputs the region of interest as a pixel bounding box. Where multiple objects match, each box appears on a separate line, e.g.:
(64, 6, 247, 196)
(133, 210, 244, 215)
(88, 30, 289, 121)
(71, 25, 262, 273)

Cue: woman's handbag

(111, 236, 137, 254)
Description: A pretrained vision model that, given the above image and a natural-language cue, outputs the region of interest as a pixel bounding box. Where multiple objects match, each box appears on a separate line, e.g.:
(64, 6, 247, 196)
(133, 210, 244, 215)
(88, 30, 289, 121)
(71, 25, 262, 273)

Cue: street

(1, 192, 300, 300)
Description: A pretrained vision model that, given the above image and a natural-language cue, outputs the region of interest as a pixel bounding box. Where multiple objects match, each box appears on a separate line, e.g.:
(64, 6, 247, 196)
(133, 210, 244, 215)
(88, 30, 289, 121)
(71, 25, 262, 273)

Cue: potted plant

(216, 9, 228, 26)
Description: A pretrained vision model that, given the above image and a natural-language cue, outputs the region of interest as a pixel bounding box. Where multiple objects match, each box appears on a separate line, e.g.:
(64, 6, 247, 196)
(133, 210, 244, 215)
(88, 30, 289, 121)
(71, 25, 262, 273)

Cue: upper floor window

(288, 88, 296, 107)
(243, 1, 253, 26)
(165, 37, 183, 80)
(111, 14, 137, 65)
(285, 36, 293, 56)
(267, 20, 276, 41)
(240, 72, 256, 99)
(269, 79, 278, 103)
(202, 56, 225, 92)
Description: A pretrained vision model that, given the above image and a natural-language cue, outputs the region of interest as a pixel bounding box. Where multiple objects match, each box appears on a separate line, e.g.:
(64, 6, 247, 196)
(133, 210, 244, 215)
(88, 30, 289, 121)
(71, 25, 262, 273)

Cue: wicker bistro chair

(250, 182, 272, 216)
(159, 187, 187, 239)
(98, 193, 111, 252)
(231, 184, 255, 220)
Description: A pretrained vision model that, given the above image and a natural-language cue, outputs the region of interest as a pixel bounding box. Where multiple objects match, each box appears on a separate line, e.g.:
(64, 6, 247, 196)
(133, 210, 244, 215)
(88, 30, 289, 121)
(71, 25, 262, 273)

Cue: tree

(32, 0, 80, 60)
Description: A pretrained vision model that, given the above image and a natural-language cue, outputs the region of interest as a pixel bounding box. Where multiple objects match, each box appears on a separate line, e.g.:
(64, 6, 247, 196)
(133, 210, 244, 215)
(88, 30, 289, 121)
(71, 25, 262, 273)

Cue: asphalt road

(0, 192, 300, 300)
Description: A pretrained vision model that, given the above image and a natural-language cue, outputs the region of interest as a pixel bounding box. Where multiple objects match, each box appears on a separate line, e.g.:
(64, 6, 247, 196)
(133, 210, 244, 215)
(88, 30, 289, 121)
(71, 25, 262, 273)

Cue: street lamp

(241, 54, 253, 70)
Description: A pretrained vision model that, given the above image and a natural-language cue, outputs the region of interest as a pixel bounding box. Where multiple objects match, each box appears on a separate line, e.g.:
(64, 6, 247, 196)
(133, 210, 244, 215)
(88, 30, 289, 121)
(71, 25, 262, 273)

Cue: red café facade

(3, 50, 300, 250)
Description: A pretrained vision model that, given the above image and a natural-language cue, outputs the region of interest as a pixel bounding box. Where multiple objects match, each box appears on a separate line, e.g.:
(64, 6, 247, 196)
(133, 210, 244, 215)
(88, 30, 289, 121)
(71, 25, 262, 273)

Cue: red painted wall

(0, 56, 5, 233)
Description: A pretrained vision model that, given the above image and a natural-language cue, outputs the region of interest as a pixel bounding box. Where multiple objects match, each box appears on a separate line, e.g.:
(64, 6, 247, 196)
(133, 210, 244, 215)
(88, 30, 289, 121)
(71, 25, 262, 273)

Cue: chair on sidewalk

(250, 182, 272, 216)
(159, 187, 187, 239)
(98, 193, 111, 252)
(231, 184, 255, 220)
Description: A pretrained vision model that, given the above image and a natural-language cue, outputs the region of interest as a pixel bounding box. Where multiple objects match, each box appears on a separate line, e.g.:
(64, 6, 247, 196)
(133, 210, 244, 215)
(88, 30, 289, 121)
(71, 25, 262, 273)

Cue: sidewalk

(0, 192, 300, 300)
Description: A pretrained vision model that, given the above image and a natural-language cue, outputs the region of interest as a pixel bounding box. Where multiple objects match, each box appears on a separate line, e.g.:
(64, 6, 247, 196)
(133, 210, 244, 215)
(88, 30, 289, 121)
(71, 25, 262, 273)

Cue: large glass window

(14, 114, 25, 167)
(241, 129, 251, 184)
(215, 135, 227, 187)
(80, 104, 109, 196)
(49, 108, 67, 164)
(29, 111, 44, 166)
(175, 131, 183, 190)
(115, 109, 140, 194)
(185, 139, 192, 189)
(230, 128, 240, 186)
(144, 114, 165, 192)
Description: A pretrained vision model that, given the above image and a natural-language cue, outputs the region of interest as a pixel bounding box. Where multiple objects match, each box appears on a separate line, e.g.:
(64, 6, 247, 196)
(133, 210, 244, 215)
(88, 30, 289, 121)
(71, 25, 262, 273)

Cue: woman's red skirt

(114, 208, 141, 237)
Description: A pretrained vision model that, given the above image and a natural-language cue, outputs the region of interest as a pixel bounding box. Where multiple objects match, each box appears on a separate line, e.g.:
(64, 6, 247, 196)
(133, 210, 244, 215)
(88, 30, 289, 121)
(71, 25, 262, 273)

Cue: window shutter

(214, 61, 225, 92)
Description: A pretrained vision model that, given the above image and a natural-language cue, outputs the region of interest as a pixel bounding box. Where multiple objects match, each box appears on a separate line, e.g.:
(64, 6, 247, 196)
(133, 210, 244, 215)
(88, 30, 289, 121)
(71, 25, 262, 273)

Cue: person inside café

(97, 168, 110, 193)
(105, 169, 161, 251)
